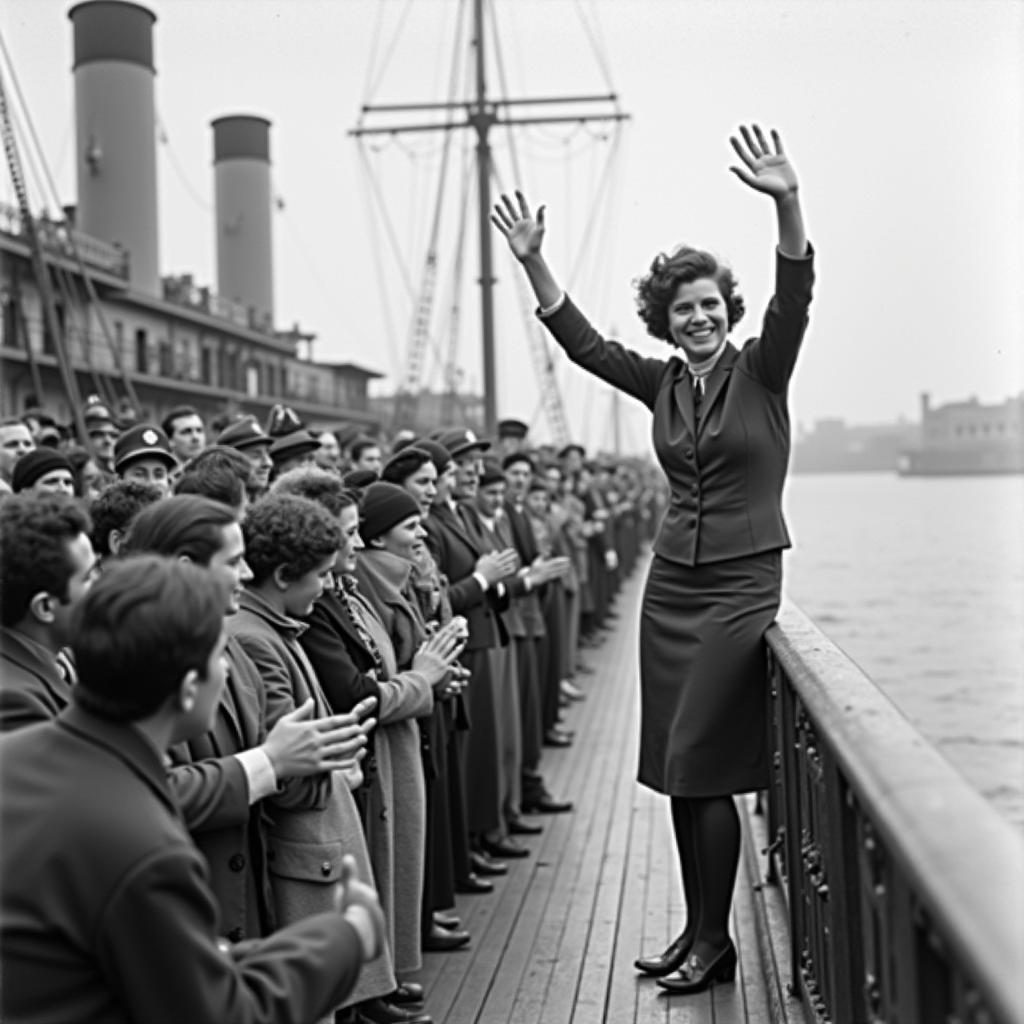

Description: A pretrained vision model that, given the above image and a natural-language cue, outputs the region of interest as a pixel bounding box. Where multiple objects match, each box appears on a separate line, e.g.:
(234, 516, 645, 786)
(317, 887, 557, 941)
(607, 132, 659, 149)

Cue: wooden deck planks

(412, 561, 771, 1023)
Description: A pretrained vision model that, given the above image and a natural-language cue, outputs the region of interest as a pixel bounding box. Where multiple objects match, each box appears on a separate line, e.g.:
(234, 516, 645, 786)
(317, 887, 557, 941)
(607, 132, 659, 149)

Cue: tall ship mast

(349, 0, 629, 441)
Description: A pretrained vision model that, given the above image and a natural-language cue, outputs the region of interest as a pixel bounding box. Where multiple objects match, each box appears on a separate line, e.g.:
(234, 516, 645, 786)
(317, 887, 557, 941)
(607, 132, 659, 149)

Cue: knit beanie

(359, 481, 422, 543)
(12, 449, 73, 492)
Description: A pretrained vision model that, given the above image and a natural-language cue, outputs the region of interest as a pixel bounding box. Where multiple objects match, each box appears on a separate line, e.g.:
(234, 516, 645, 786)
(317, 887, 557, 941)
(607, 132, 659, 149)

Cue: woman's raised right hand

(491, 190, 546, 261)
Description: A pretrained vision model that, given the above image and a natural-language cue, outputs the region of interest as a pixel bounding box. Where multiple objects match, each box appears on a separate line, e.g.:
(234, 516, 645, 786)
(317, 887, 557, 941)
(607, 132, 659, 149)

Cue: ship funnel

(69, 0, 160, 294)
(211, 115, 274, 329)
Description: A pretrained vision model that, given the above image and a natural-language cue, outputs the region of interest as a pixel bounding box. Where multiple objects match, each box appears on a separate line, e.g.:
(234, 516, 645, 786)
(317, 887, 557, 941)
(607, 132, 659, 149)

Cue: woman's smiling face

(376, 513, 426, 563)
(337, 503, 363, 574)
(667, 277, 728, 361)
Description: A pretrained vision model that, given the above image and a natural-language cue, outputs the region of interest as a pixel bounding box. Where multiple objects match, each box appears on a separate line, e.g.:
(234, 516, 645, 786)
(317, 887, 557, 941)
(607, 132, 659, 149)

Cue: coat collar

(0, 625, 65, 686)
(58, 701, 176, 811)
(672, 342, 739, 437)
(428, 501, 481, 556)
(237, 587, 308, 639)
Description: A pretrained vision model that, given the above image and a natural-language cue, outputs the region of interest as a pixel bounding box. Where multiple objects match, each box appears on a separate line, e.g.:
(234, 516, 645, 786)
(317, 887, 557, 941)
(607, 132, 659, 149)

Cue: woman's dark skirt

(637, 550, 781, 797)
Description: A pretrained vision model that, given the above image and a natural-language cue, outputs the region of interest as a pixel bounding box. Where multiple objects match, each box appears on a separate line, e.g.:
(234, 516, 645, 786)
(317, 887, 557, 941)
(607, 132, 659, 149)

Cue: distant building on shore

(792, 417, 919, 473)
(792, 393, 1024, 476)
(898, 392, 1024, 476)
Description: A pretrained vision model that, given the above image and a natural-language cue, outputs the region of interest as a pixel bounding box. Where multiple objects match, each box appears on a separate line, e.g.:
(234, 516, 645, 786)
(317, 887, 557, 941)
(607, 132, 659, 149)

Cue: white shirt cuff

(472, 571, 489, 592)
(234, 747, 278, 805)
(538, 292, 567, 318)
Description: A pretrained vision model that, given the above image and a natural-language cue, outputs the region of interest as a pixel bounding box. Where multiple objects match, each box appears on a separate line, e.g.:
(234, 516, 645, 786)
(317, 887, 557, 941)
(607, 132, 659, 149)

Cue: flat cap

(217, 415, 272, 451)
(433, 427, 490, 460)
(342, 468, 379, 491)
(478, 457, 506, 487)
(269, 429, 321, 464)
(497, 418, 529, 440)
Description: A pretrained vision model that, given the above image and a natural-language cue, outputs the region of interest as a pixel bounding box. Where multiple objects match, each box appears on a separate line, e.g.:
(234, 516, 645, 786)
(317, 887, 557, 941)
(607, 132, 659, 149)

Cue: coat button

(691, 484, 699, 496)
(685, 447, 694, 459)
(228, 854, 245, 872)
(689, 517, 697, 528)
(227, 927, 244, 943)
(320, 860, 333, 877)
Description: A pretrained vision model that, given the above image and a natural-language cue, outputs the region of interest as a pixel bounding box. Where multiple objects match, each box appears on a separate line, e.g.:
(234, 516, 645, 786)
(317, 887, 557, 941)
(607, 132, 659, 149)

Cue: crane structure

(350, 0, 628, 437)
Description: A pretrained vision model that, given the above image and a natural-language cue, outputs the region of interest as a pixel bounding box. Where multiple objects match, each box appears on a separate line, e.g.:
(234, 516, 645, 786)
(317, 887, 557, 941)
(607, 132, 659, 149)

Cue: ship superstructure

(0, 0, 380, 432)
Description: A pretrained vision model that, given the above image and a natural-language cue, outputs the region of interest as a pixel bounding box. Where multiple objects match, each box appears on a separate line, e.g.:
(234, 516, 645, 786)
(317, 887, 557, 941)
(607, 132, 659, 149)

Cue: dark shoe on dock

(422, 922, 471, 952)
(507, 815, 543, 835)
(656, 941, 737, 994)
(454, 872, 493, 894)
(521, 791, 574, 814)
(469, 851, 507, 876)
(634, 931, 692, 977)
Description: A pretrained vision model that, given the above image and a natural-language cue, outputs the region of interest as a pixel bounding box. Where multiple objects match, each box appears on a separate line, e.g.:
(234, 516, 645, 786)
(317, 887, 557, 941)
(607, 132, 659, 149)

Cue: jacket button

(228, 854, 245, 872)
(691, 484, 699, 496)
(227, 927, 244, 943)
(685, 448, 694, 459)
(689, 517, 697, 528)
(320, 860, 333, 877)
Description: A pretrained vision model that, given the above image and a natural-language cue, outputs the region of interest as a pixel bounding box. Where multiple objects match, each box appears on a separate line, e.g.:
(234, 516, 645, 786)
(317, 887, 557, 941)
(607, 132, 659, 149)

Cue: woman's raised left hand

(729, 125, 799, 200)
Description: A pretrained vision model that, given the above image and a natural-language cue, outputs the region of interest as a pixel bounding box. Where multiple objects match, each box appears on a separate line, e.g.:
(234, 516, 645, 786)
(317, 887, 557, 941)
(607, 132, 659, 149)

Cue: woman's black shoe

(633, 932, 692, 977)
(656, 941, 737, 994)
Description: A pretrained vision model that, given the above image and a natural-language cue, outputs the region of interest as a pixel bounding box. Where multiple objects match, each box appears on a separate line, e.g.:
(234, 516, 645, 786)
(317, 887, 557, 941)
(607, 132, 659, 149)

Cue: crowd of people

(0, 397, 666, 1024)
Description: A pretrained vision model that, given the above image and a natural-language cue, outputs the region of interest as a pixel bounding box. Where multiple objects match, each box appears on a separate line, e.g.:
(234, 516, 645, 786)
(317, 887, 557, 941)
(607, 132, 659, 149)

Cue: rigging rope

(156, 112, 212, 211)
(0, 33, 140, 420)
(360, 0, 417, 112)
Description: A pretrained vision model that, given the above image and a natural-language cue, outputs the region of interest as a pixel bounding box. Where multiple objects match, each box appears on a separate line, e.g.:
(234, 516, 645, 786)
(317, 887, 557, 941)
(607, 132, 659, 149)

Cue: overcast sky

(2, 0, 1021, 452)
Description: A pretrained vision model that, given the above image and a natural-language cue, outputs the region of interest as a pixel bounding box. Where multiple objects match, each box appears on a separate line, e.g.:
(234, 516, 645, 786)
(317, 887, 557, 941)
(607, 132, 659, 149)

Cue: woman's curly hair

(633, 246, 745, 342)
(242, 493, 342, 585)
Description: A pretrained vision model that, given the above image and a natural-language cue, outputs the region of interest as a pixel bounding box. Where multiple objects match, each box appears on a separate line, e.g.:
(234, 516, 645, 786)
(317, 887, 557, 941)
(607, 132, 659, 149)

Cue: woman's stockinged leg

(669, 796, 700, 948)
(688, 795, 740, 959)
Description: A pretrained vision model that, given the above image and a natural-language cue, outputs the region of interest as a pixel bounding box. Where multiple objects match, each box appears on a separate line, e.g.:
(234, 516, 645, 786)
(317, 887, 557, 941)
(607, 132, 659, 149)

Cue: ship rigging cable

(0, 31, 141, 421)
(350, 0, 628, 437)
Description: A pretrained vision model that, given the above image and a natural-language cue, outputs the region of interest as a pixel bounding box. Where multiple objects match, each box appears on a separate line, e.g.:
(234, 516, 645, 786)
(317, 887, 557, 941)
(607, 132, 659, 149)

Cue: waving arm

(729, 124, 807, 259)
(490, 191, 564, 309)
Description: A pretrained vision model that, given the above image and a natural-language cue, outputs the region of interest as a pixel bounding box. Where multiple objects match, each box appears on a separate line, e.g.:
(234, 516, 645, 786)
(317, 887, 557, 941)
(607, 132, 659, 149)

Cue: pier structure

(413, 560, 1024, 1023)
